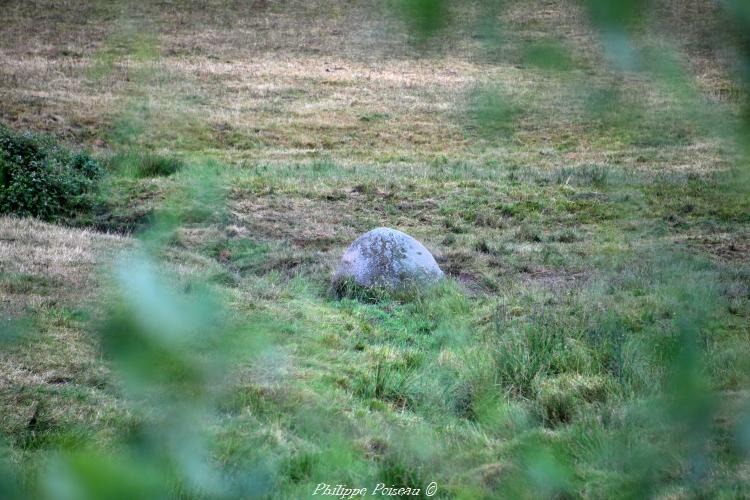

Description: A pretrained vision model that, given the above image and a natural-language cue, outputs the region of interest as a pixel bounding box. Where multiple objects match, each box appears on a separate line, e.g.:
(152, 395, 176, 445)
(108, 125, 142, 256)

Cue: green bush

(0, 126, 102, 221)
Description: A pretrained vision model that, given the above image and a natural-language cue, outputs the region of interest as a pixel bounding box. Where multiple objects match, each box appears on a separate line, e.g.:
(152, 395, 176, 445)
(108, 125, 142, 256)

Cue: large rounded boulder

(333, 227, 444, 289)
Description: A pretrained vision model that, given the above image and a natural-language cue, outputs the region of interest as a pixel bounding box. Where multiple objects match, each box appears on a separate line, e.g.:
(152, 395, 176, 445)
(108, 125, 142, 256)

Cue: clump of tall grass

(107, 150, 184, 178)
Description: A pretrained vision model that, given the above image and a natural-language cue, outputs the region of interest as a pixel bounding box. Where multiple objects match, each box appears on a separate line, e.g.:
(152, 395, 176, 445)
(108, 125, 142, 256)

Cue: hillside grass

(1, 0, 749, 498)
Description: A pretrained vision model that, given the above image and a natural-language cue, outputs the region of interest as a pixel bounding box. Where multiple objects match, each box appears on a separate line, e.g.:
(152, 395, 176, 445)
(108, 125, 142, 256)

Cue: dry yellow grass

(0, 216, 127, 315)
(0, 0, 738, 164)
(0, 217, 129, 440)
(0, 0, 479, 160)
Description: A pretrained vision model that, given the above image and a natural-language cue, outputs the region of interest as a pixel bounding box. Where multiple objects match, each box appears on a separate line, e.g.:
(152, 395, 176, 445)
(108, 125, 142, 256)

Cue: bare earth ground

(1, 0, 749, 497)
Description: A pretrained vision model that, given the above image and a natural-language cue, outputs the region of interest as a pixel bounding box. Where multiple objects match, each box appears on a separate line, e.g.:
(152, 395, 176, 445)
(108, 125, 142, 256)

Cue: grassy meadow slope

(1, 0, 749, 498)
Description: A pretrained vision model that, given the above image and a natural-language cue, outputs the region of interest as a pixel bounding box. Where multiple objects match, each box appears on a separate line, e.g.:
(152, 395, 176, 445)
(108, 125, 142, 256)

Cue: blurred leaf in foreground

(393, 0, 449, 41)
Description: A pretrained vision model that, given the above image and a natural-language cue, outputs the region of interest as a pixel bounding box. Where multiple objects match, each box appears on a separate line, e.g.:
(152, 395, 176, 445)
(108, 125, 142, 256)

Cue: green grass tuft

(107, 151, 184, 178)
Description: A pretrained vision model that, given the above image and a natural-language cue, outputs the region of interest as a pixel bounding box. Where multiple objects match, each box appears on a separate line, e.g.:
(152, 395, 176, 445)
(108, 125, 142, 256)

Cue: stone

(333, 227, 444, 289)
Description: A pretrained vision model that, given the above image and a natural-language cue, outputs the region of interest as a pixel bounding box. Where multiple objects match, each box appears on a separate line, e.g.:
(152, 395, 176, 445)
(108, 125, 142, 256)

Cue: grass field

(1, 1, 749, 498)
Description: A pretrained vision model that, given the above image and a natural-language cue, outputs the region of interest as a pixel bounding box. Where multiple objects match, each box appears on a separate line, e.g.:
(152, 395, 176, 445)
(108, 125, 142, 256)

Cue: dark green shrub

(0, 126, 102, 221)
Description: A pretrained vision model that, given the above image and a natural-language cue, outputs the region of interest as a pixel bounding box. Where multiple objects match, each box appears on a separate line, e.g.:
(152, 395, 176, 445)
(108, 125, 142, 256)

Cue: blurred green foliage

(392, 0, 449, 41)
(582, 0, 647, 29)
